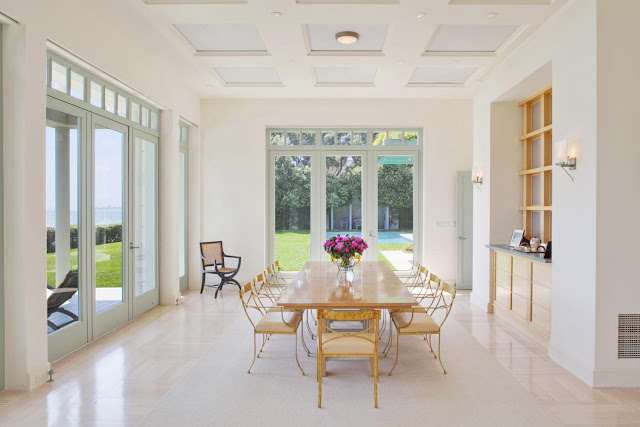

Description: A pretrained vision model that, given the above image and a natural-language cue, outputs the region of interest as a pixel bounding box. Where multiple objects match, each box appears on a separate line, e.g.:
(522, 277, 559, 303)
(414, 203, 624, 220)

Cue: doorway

(456, 171, 473, 289)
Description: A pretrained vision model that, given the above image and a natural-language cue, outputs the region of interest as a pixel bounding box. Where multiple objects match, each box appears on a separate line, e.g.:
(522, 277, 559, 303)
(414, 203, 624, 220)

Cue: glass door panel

(274, 155, 311, 271)
(374, 155, 415, 271)
(178, 149, 188, 292)
(132, 131, 159, 317)
(92, 116, 129, 337)
(325, 155, 363, 260)
(46, 100, 89, 361)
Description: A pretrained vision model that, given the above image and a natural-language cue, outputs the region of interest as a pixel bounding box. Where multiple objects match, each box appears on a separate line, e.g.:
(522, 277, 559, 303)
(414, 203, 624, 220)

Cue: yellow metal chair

(317, 309, 381, 408)
(387, 282, 456, 375)
(239, 282, 306, 375)
(403, 260, 422, 287)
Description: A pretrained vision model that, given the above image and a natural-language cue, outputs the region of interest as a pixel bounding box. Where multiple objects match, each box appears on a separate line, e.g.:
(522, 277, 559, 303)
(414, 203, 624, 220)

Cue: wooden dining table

(277, 261, 418, 310)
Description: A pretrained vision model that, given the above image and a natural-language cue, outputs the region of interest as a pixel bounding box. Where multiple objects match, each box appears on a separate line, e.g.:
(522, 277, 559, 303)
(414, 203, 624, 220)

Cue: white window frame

(266, 127, 423, 271)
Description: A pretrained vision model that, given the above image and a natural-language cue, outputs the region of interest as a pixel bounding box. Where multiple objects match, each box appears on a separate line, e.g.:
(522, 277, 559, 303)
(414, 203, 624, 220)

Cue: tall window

(268, 128, 422, 272)
(45, 51, 160, 361)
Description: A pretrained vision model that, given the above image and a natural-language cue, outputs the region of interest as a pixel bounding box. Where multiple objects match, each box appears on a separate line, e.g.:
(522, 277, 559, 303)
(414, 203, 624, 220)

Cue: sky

(46, 126, 124, 212)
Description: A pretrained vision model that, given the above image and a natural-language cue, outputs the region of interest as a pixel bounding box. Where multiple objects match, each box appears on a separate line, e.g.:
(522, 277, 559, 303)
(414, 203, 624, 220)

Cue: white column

(54, 128, 71, 286)
(188, 125, 201, 289)
(3, 24, 50, 390)
(384, 206, 390, 230)
(330, 207, 334, 230)
(159, 110, 180, 304)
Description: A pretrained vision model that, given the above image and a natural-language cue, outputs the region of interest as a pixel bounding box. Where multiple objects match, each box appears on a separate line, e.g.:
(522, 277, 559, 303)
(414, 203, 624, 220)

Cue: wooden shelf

(519, 205, 552, 211)
(518, 124, 553, 141)
(518, 166, 553, 176)
(518, 85, 552, 107)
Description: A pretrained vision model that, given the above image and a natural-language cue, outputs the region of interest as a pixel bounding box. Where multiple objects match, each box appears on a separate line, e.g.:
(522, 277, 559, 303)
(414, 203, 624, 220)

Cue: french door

(270, 149, 420, 271)
(47, 97, 158, 360)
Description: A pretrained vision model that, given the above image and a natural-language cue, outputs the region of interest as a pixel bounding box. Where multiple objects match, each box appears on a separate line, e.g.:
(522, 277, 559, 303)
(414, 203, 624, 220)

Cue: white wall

(1, 0, 201, 390)
(472, 0, 640, 387)
(472, 0, 599, 385)
(594, 0, 640, 387)
(200, 98, 472, 287)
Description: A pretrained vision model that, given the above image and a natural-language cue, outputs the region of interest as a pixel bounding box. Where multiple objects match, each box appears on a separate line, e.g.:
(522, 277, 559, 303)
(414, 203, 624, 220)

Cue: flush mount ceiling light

(272, 11, 282, 17)
(416, 11, 426, 18)
(488, 12, 498, 18)
(335, 31, 360, 45)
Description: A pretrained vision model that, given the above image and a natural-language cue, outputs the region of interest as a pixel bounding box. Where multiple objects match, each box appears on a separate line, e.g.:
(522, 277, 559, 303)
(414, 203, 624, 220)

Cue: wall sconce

(555, 139, 576, 181)
(472, 167, 484, 191)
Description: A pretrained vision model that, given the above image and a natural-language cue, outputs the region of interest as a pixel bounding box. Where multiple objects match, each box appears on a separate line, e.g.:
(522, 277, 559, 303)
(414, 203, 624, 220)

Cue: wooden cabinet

(491, 250, 552, 344)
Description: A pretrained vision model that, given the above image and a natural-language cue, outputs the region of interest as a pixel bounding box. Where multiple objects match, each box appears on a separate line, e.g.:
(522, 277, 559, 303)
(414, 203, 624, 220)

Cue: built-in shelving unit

(518, 86, 552, 242)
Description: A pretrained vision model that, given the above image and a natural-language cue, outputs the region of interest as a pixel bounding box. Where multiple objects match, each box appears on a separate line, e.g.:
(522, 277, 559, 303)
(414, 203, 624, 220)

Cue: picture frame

(509, 229, 525, 248)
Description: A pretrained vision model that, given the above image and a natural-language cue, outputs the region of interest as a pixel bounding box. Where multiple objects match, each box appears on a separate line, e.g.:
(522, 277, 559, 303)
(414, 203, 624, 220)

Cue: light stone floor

(1, 288, 639, 426)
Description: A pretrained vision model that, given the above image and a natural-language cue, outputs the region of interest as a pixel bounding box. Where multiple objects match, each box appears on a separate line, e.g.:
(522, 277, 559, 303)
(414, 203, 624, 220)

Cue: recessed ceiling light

(335, 31, 360, 45)
(205, 84, 215, 88)
(397, 60, 406, 64)
(417, 12, 426, 18)
(451, 60, 459, 64)
(488, 12, 498, 18)
(288, 60, 296, 64)
(272, 11, 282, 17)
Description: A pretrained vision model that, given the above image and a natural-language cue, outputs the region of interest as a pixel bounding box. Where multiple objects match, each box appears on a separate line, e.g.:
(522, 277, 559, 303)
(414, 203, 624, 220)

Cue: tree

(274, 156, 311, 230)
(377, 164, 413, 229)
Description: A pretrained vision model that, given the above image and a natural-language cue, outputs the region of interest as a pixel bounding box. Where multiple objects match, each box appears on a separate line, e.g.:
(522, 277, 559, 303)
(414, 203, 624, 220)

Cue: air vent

(618, 314, 640, 358)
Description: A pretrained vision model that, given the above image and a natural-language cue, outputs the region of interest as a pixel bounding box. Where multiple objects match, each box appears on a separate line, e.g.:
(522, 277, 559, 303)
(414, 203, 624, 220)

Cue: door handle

(458, 236, 466, 240)
(369, 232, 377, 238)
(129, 242, 140, 249)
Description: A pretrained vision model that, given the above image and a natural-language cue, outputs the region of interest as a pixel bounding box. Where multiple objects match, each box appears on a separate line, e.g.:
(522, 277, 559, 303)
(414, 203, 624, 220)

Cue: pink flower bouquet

(323, 234, 368, 269)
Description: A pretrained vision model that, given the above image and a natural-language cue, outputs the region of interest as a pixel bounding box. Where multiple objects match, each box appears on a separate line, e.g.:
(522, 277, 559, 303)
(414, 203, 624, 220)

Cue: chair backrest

(47, 270, 79, 311)
(200, 241, 224, 268)
(317, 309, 380, 355)
(430, 282, 456, 327)
(239, 281, 264, 329)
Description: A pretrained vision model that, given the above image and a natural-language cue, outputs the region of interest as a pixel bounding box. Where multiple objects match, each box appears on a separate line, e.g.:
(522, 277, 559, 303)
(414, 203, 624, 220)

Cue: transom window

(46, 52, 160, 132)
(269, 128, 421, 148)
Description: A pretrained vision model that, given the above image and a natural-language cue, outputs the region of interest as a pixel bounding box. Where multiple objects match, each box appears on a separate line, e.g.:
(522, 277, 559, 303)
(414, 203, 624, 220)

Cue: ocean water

(46, 208, 123, 227)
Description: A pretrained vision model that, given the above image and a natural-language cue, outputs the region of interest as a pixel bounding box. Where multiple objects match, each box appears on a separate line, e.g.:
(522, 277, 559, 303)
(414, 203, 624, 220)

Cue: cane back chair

(200, 241, 241, 298)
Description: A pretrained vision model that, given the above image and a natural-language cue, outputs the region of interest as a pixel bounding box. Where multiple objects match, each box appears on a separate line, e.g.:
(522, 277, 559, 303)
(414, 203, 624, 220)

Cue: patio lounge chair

(47, 270, 79, 331)
(200, 241, 242, 298)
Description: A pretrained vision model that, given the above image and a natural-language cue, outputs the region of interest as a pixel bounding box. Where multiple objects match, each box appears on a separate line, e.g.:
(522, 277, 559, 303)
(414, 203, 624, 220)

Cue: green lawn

(47, 242, 123, 288)
(275, 230, 401, 271)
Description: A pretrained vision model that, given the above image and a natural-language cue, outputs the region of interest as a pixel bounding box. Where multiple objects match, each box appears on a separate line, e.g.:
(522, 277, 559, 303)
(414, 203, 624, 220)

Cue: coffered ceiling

(143, 0, 566, 99)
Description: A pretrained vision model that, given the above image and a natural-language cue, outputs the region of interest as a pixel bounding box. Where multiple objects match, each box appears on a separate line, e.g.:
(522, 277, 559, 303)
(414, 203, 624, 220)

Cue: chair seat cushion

(321, 334, 376, 355)
(255, 311, 301, 333)
(204, 267, 236, 273)
(392, 311, 440, 333)
(266, 307, 298, 313)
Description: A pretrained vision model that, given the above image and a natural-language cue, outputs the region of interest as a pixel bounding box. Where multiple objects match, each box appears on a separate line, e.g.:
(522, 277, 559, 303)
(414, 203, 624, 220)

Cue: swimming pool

(326, 231, 413, 244)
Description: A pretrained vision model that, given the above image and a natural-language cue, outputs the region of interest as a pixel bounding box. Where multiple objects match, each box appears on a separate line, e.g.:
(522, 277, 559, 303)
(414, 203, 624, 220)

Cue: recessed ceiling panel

(214, 67, 281, 84)
(408, 67, 478, 84)
(427, 25, 519, 53)
(315, 67, 377, 84)
(175, 24, 266, 52)
(306, 24, 388, 52)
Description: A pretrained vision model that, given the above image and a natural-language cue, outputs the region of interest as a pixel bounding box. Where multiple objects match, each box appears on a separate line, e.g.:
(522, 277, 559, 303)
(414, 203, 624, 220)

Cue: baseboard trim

(548, 341, 594, 387)
(469, 292, 490, 313)
(593, 368, 640, 387)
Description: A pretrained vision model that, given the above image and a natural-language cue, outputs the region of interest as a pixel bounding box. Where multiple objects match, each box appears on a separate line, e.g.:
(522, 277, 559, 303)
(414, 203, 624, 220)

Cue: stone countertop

(486, 244, 552, 263)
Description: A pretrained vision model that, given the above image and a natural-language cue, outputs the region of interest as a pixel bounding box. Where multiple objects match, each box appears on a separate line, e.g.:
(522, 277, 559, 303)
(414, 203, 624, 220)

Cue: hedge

(47, 224, 122, 253)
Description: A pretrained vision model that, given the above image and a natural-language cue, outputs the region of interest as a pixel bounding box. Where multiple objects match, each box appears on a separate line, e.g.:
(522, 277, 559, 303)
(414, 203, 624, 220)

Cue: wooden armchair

(200, 241, 241, 298)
